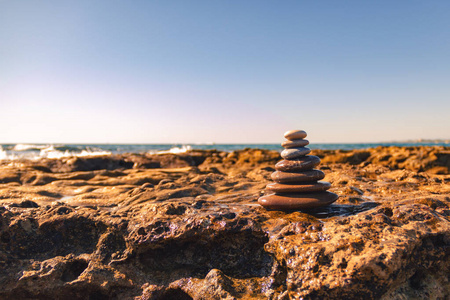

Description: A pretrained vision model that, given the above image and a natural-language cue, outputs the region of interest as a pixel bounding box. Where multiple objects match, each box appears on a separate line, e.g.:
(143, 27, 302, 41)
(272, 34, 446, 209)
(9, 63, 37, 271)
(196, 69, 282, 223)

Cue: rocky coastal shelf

(0, 146, 448, 299)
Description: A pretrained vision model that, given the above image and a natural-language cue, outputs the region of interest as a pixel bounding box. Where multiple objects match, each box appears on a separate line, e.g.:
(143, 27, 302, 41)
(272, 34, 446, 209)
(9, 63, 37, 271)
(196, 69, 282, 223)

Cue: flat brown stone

(265, 181, 331, 193)
(281, 147, 311, 160)
(284, 130, 307, 140)
(258, 191, 338, 209)
(281, 139, 309, 148)
(271, 170, 325, 183)
(275, 156, 321, 172)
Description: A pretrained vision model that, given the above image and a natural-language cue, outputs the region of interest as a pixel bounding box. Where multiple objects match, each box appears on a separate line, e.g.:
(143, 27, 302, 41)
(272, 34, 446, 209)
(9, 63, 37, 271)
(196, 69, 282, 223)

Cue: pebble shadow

(301, 202, 380, 218)
(265, 202, 380, 218)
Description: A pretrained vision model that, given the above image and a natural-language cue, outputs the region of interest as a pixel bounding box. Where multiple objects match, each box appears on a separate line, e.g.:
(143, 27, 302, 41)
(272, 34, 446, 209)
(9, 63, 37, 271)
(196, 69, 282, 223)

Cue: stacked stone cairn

(258, 130, 338, 209)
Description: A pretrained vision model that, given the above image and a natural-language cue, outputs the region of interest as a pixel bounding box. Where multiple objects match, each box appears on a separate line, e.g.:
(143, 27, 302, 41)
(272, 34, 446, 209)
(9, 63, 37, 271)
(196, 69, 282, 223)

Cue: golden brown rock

(0, 147, 448, 299)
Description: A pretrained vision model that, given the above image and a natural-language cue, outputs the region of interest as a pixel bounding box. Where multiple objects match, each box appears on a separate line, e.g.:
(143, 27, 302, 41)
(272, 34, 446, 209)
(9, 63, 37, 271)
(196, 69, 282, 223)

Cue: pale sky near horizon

(1, 1, 449, 144)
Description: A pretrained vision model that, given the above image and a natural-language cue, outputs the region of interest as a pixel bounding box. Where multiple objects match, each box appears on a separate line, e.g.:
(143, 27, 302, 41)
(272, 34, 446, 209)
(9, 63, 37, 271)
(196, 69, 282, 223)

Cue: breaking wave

(0, 144, 194, 160)
(150, 145, 193, 155)
(0, 144, 111, 161)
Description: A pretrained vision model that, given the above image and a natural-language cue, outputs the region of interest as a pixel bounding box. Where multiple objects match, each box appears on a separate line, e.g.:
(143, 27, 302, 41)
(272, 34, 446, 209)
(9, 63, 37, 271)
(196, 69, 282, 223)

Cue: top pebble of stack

(284, 130, 307, 140)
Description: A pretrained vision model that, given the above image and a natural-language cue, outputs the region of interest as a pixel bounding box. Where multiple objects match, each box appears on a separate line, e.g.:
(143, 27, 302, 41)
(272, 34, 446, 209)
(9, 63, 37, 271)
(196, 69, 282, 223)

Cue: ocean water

(0, 142, 448, 161)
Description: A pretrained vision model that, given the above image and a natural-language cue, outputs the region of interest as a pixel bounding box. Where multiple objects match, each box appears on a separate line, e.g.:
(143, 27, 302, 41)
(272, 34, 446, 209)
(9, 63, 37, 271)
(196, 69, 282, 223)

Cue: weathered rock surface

(0, 146, 449, 299)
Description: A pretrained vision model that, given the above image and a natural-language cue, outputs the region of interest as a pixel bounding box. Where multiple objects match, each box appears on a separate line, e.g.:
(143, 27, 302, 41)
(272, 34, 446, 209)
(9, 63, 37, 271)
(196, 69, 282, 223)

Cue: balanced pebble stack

(258, 130, 338, 209)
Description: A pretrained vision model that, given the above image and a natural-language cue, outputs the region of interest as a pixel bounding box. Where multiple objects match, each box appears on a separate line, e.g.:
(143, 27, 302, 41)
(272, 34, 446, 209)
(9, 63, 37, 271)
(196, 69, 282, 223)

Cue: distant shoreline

(1, 142, 449, 161)
(1, 139, 449, 146)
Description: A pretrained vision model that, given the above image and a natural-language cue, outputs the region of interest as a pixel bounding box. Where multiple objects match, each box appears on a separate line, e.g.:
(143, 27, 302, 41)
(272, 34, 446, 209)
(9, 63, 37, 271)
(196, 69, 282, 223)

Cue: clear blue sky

(1, 1, 449, 143)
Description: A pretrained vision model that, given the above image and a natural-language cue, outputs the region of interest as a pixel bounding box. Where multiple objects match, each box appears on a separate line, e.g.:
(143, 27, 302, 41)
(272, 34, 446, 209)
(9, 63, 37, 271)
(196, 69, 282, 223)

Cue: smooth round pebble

(275, 156, 321, 172)
(281, 147, 311, 160)
(281, 139, 309, 148)
(284, 130, 307, 140)
(271, 169, 325, 183)
(265, 181, 331, 193)
(258, 191, 338, 209)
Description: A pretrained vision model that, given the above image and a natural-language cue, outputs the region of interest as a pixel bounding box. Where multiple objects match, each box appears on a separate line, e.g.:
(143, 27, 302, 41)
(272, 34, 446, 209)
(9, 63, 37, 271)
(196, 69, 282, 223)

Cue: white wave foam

(152, 145, 192, 155)
(0, 146, 8, 160)
(13, 143, 49, 151)
(40, 146, 111, 159)
(0, 144, 112, 161)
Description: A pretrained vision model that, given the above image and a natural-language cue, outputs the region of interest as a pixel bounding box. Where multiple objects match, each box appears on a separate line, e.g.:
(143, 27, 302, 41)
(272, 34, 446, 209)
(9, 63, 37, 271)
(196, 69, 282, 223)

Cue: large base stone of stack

(259, 191, 338, 209)
(259, 129, 338, 209)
